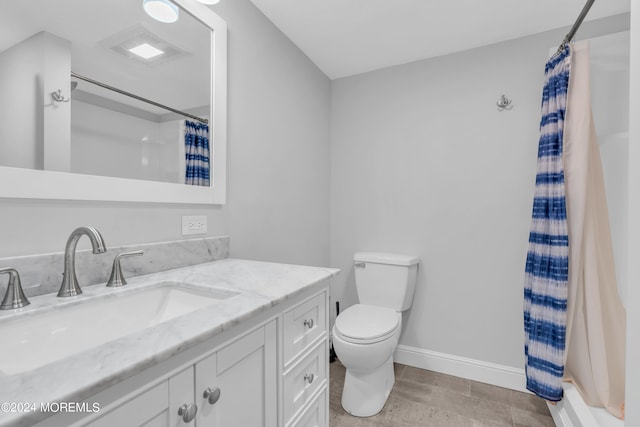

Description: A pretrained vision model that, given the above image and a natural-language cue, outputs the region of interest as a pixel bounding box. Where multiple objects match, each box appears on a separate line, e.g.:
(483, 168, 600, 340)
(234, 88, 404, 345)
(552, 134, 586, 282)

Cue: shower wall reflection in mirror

(0, 0, 211, 185)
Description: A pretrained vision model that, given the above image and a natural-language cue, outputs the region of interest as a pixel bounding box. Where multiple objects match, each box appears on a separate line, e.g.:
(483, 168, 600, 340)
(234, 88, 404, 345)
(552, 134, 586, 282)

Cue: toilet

(332, 252, 419, 417)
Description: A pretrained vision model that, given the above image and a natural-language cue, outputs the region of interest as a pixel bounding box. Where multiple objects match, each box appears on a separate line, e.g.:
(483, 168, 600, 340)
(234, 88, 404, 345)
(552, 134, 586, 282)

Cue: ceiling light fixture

(197, 0, 220, 5)
(143, 0, 179, 23)
(129, 43, 165, 60)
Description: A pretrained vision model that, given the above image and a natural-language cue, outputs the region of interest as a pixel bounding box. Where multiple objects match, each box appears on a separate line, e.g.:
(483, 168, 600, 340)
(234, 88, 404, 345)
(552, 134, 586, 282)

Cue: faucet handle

(106, 250, 144, 287)
(0, 268, 30, 310)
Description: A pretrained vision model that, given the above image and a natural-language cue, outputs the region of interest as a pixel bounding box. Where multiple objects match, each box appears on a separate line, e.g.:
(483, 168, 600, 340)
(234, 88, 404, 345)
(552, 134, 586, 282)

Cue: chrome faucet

(107, 250, 144, 287)
(0, 268, 30, 310)
(58, 226, 107, 297)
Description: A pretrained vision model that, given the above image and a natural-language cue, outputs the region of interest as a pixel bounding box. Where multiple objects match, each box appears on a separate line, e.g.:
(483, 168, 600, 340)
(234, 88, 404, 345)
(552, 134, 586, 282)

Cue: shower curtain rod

(70, 71, 209, 125)
(559, 0, 596, 49)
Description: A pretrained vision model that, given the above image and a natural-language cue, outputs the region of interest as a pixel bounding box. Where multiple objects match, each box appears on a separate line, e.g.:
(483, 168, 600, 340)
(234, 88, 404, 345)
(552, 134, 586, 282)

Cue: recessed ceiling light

(129, 43, 165, 59)
(197, 0, 220, 4)
(143, 0, 179, 23)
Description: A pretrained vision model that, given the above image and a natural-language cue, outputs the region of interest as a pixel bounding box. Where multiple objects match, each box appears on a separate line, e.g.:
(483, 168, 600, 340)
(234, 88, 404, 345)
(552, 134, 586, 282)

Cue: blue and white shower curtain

(185, 120, 210, 186)
(523, 45, 571, 402)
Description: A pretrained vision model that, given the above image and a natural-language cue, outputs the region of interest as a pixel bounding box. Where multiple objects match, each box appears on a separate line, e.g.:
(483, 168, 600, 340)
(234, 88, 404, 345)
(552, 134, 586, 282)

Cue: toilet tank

(354, 252, 420, 311)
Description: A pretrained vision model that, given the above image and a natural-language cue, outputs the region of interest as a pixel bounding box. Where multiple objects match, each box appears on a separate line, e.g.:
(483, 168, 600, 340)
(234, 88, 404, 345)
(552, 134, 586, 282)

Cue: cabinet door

(89, 382, 170, 427)
(195, 321, 277, 427)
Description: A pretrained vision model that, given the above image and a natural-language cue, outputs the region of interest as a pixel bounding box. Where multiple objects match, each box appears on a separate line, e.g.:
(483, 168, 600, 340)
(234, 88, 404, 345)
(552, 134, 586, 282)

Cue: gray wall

(216, 0, 331, 266)
(0, 0, 331, 270)
(330, 14, 630, 369)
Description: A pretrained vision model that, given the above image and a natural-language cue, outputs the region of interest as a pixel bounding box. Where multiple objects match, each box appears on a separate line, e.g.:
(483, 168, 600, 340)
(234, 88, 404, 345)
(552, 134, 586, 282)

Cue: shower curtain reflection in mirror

(184, 120, 210, 186)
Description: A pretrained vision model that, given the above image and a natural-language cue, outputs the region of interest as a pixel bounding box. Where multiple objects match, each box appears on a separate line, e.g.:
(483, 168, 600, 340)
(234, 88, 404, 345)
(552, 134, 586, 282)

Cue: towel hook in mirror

(51, 89, 70, 103)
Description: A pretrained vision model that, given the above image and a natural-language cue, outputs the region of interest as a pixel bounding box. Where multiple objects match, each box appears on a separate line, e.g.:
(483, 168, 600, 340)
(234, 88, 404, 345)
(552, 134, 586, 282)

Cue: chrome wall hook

(496, 94, 513, 111)
(51, 89, 70, 103)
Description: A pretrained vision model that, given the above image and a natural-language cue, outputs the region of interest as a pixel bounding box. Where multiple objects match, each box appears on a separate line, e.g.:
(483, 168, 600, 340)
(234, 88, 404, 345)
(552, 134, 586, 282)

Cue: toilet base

(341, 355, 395, 417)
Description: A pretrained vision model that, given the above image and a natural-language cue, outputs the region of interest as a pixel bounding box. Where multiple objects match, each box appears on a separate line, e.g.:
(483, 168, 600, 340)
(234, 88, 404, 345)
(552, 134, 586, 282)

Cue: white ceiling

(248, 0, 630, 79)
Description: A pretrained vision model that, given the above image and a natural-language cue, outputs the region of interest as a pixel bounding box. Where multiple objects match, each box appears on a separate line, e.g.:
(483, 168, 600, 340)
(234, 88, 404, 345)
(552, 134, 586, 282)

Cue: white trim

(0, 166, 217, 204)
(393, 344, 528, 393)
(547, 401, 576, 427)
(627, 2, 640, 426)
(546, 383, 601, 427)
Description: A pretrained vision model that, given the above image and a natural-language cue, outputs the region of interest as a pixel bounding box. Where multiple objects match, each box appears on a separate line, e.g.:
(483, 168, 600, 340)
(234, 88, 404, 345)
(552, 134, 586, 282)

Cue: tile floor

(329, 360, 555, 426)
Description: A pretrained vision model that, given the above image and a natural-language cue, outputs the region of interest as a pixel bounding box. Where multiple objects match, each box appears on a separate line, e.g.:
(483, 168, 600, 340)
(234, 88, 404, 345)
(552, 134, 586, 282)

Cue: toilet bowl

(333, 252, 419, 417)
(332, 304, 401, 416)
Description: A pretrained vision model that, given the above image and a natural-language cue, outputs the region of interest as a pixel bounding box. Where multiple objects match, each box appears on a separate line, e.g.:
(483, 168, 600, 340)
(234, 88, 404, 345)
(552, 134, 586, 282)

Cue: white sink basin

(0, 282, 237, 375)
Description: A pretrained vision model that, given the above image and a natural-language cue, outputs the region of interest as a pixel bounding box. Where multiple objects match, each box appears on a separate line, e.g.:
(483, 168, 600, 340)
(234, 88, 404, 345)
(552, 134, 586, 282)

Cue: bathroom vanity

(0, 258, 337, 427)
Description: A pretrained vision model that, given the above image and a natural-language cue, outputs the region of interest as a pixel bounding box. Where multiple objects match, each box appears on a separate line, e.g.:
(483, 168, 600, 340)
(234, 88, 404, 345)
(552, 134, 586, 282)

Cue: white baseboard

(547, 400, 577, 427)
(393, 344, 528, 393)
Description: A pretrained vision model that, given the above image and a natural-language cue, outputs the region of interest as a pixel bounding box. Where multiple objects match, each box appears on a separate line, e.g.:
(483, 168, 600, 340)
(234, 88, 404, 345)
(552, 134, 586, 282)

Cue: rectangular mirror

(0, 0, 227, 204)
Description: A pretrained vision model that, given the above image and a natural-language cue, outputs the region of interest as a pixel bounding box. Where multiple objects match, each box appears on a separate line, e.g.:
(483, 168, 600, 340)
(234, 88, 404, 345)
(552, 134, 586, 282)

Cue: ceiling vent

(100, 24, 188, 66)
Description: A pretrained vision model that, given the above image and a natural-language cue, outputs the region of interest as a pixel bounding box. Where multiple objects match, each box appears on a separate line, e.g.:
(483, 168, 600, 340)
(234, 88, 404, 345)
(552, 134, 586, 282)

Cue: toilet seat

(334, 304, 400, 344)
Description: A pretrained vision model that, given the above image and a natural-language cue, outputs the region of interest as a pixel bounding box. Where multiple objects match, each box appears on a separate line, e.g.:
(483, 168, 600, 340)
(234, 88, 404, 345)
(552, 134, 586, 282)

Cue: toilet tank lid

(354, 252, 420, 266)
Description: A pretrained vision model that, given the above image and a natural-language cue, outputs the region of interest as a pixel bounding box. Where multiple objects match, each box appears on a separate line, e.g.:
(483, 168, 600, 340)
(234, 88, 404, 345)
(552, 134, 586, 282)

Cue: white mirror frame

(0, 0, 227, 205)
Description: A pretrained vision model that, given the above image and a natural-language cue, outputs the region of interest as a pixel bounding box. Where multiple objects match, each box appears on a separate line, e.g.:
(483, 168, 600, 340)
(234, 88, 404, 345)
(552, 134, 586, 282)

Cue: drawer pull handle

(304, 319, 314, 329)
(304, 373, 315, 384)
(178, 403, 198, 423)
(203, 387, 221, 405)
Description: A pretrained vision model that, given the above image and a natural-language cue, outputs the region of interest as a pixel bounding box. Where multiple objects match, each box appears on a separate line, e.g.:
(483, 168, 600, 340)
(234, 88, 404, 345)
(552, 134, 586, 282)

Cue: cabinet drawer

(283, 292, 326, 365)
(283, 340, 327, 425)
(290, 387, 327, 427)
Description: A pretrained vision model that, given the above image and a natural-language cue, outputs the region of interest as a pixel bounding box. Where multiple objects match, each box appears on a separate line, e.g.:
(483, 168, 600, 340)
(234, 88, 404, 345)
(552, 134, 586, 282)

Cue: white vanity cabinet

(84, 321, 277, 427)
(32, 285, 329, 427)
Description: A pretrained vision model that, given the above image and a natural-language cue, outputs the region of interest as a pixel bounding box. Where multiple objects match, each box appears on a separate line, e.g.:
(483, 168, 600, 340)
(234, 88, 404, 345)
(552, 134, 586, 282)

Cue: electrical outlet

(182, 215, 208, 235)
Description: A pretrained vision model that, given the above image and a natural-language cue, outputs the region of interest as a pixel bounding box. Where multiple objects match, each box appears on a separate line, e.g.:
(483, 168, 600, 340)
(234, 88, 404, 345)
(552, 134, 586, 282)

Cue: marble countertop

(0, 258, 338, 427)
